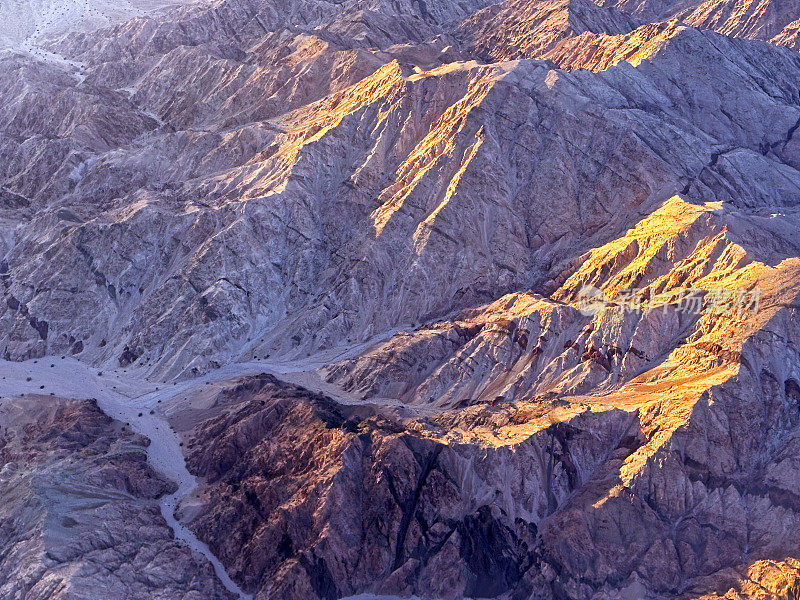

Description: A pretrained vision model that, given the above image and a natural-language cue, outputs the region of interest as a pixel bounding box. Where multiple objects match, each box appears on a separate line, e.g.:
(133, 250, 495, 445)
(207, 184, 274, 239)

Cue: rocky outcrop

(0, 394, 235, 599)
(176, 374, 638, 599)
(591, 0, 800, 43)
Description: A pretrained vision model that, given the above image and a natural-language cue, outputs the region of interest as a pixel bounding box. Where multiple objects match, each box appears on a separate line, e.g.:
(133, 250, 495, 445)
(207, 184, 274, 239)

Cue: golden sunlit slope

(453, 0, 800, 71)
(556, 196, 799, 375)
(675, 0, 800, 41)
(546, 197, 800, 501)
(591, 0, 800, 44)
(771, 16, 800, 49)
(327, 195, 800, 414)
(543, 19, 686, 71)
(454, 0, 640, 61)
(230, 60, 408, 200)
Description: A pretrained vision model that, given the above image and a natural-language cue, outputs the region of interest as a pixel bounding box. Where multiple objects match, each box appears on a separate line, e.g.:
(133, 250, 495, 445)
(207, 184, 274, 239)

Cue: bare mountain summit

(1, 0, 800, 599)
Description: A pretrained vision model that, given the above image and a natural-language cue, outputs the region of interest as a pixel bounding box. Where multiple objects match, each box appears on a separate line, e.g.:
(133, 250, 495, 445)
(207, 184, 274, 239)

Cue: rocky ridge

(0, 394, 234, 600)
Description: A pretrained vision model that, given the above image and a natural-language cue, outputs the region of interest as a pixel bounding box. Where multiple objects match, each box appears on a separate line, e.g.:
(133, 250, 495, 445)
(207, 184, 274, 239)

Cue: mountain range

(2, 0, 800, 598)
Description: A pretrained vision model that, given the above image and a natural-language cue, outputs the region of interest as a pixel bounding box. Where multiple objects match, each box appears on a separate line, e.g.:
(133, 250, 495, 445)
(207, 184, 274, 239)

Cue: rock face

(2, 0, 800, 382)
(177, 374, 637, 600)
(0, 394, 235, 600)
(1, 0, 800, 598)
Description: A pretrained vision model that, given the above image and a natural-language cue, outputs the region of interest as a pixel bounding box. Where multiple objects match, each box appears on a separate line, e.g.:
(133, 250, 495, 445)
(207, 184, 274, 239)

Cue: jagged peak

(454, 0, 642, 61)
(772, 16, 800, 49)
(591, 0, 800, 44)
(542, 17, 687, 71)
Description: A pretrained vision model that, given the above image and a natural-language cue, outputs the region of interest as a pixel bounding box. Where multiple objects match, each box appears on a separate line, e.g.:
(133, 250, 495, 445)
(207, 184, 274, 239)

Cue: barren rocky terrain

(1, 0, 800, 598)
(0, 393, 235, 599)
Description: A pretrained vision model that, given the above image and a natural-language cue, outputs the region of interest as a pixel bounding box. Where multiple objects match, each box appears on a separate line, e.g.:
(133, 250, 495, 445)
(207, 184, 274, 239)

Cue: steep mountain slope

(590, 0, 800, 43)
(0, 394, 235, 599)
(3, 12, 800, 379)
(453, 0, 641, 61)
(1, 0, 800, 598)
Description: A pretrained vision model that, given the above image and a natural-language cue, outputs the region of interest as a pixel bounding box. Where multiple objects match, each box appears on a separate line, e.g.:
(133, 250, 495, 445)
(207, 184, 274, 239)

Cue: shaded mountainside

(0, 395, 235, 600)
(1, 0, 800, 598)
